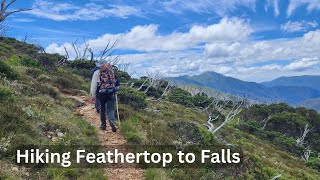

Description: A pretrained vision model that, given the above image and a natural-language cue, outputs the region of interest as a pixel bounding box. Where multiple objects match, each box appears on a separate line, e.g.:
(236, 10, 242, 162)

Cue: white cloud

(45, 17, 320, 82)
(12, 18, 35, 22)
(281, 20, 318, 32)
(204, 42, 241, 57)
(27, 0, 141, 21)
(265, 0, 280, 16)
(46, 17, 252, 53)
(287, 0, 320, 17)
(284, 57, 320, 71)
(161, 0, 256, 16)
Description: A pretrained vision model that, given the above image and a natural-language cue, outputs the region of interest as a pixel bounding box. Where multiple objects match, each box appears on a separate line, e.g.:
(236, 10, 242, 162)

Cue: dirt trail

(77, 96, 144, 180)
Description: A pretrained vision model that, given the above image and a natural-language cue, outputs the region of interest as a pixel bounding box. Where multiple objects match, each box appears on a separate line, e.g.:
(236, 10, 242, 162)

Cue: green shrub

(306, 157, 320, 171)
(0, 86, 14, 101)
(37, 74, 51, 82)
(37, 53, 62, 71)
(145, 169, 170, 180)
(118, 87, 147, 110)
(26, 67, 43, 78)
(115, 70, 131, 83)
(191, 92, 213, 108)
(21, 56, 41, 68)
(6, 55, 21, 66)
(121, 117, 143, 144)
(0, 103, 34, 140)
(167, 88, 193, 107)
(168, 121, 207, 145)
(198, 125, 215, 145)
(146, 86, 162, 98)
(266, 112, 307, 137)
(0, 61, 19, 80)
(66, 59, 95, 79)
(273, 136, 298, 153)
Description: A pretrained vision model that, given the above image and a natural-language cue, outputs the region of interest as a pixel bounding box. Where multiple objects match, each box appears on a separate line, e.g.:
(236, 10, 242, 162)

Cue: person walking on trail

(92, 61, 104, 113)
(90, 62, 120, 132)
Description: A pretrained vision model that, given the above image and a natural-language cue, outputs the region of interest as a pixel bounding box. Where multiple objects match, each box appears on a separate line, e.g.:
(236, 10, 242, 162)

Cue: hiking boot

(100, 126, 106, 130)
(110, 123, 117, 132)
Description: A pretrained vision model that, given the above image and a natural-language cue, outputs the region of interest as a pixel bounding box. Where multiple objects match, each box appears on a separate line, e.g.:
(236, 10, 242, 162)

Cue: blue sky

(5, 0, 320, 82)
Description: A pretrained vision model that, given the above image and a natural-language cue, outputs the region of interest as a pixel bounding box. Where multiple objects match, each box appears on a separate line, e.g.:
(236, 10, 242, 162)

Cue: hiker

(92, 61, 103, 113)
(90, 62, 120, 132)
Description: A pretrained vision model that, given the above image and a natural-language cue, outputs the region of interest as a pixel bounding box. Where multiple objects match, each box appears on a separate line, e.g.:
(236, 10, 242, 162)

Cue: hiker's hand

(91, 97, 95, 104)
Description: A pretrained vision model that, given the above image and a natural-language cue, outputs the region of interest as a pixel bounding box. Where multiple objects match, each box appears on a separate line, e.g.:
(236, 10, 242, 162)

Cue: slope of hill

(1, 37, 320, 179)
(262, 75, 320, 92)
(168, 71, 320, 105)
(168, 71, 279, 101)
(269, 85, 320, 104)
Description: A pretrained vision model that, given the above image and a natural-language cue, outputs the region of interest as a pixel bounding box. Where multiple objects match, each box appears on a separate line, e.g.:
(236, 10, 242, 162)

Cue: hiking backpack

(98, 64, 116, 94)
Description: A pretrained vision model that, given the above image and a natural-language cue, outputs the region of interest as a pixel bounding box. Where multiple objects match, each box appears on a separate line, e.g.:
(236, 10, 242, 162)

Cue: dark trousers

(95, 97, 100, 112)
(97, 93, 116, 128)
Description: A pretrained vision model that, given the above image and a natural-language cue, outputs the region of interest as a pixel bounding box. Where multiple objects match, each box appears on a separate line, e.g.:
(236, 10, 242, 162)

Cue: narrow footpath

(77, 96, 144, 180)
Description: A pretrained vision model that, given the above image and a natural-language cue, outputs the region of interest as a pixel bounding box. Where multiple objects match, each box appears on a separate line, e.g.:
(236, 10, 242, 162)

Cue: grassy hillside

(1, 37, 320, 179)
(0, 37, 105, 179)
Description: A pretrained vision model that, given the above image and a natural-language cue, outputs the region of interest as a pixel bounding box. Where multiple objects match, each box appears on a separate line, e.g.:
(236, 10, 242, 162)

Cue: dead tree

(0, 0, 31, 22)
(182, 85, 199, 96)
(302, 146, 311, 162)
(71, 39, 82, 60)
(157, 83, 172, 101)
(296, 124, 312, 146)
(204, 99, 244, 134)
(262, 115, 273, 129)
(144, 71, 163, 94)
(56, 46, 69, 66)
(270, 174, 282, 180)
(117, 60, 130, 72)
(203, 115, 220, 132)
(88, 48, 94, 62)
(137, 77, 149, 91)
(0, 20, 8, 36)
(68, 38, 120, 66)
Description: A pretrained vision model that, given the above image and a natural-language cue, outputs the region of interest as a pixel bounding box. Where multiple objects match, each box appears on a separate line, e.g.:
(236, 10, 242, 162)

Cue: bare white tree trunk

(204, 99, 244, 134)
(137, 78, 149, 91)
(302, 146, 311, 162)
(270, 174, 282, 180)
(157, 83, 171, 101)
(143, 71, 163, 94)
(296, 124, 312, 146)
(262, 115, 273, 129)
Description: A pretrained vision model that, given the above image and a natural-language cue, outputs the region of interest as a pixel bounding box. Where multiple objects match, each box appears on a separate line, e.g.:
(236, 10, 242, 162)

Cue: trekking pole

(115, 93, 121, 129)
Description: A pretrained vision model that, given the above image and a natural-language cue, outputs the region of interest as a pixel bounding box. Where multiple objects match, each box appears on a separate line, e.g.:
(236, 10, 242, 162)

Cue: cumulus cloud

(204, 42, 241, 57)
(120, 30, 320, 80)
(27, 0, 141, 21)
(284, 57, 320, 71)
(281, 20, 318, 32)
(46, 17, 252, 53)
(45, 17, 320, 82)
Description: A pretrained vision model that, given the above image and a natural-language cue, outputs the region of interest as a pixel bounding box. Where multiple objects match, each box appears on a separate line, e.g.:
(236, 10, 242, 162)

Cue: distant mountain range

(262, 75, 320, 92)
(167, 72, 320, 111)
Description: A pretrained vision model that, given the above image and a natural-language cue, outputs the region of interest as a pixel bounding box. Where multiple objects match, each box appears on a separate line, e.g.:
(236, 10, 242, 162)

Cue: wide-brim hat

(95, 60, 109, 68)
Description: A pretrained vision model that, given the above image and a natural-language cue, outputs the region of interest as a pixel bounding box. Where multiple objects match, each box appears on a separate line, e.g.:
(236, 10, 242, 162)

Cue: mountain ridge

(262, 75, 320, 92)
(167, 71, 320, 107)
